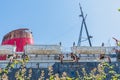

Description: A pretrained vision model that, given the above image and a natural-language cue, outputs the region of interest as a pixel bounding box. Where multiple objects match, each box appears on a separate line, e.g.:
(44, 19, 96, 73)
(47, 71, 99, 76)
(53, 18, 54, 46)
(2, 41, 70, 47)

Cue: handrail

(24, 45, 61, 55)
(0, 45, 16, 54)
(71, 46, 115, 54)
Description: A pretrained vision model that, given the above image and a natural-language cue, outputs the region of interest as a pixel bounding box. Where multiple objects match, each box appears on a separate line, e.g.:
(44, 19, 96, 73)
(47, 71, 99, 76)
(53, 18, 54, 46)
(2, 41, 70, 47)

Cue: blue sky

(0, 0, 120, 47)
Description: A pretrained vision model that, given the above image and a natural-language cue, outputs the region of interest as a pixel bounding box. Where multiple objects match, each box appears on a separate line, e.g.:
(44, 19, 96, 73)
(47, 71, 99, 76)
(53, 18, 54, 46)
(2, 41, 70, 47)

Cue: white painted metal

(24, 45, 61, 54)
(0, 45, 16, 54)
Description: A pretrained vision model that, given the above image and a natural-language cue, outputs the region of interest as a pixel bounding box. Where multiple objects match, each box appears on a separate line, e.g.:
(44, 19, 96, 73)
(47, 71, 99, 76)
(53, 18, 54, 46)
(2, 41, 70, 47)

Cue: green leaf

(118, 8, 120, 12)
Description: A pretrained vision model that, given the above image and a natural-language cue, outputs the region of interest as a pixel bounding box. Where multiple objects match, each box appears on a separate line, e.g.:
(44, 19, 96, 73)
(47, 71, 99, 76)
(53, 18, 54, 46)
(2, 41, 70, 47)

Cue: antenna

(77, 3, 92, 47)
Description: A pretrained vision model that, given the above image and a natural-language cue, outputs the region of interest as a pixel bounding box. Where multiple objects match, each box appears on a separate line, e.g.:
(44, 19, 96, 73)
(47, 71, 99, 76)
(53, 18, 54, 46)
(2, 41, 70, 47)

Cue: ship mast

(77, 3, 92, 47)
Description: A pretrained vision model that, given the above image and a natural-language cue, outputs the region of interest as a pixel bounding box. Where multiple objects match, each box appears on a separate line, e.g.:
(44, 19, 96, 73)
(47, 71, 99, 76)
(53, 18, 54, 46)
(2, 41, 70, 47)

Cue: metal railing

(71, 46, 115, 54)
(0, 45, 16, 54)
(24, 45, 61, 55)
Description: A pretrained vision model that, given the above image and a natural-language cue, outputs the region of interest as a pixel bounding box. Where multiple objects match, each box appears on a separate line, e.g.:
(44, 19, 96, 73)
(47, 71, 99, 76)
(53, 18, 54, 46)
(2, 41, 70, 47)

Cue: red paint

(0, 55, 7, 60)
(1, 28, 34, 60)
(2, 38, 33, 52)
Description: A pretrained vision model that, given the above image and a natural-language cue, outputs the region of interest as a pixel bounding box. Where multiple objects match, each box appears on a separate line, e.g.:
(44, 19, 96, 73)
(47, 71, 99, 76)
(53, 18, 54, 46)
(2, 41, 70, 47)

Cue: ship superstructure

(0, 28, 119, 80)
(0, 4, 119, 80)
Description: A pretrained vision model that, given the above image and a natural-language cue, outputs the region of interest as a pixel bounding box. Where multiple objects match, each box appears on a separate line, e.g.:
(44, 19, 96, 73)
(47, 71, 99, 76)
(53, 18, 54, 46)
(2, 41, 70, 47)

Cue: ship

(0, 4, 120, 80)
(0, 28, 119, 80)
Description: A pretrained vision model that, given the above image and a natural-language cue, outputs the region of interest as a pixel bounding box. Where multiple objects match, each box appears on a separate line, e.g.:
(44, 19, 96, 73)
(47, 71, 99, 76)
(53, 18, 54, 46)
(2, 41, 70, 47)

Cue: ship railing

(24, 45, 61, 55)
(28, 54, 58, 60)
(27, 54, 97, 62)
(71, 46, 115, 54)
(0, 45, 16, 54)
